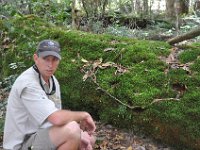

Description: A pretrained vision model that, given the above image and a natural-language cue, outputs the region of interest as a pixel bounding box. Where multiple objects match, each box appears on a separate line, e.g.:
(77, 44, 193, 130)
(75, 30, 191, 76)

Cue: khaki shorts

(20, 128, 56, 150)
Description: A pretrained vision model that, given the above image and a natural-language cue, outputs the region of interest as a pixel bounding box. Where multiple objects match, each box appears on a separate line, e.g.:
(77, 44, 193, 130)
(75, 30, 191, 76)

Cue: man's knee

(49, 121, 81, 147)
(63, 121, 81, 140)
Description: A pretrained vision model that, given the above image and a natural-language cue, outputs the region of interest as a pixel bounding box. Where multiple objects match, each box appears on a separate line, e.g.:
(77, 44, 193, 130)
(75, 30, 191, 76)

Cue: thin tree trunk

(175, 0, 181, 32)
(130, 0, 135, 13)
(194, 0, 200, 11)
(167, 26, 200, 45)
(81, 0, 89, 17)
(180, 0, 189, 14)
(135, 0, 141, 15)
(102, 0, 108, 18)
(71, 0, 77, 29)
(166, 0, 176, 20)
(143, 0, 148, 16)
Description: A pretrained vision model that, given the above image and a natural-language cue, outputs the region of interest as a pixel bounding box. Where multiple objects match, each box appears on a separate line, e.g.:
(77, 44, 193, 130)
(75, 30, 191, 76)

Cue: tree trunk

(143, 0, 148, 16)
(194, 0, 200, 11)
(157, 0, 161, 11)
(166, 0, 188, 29)
(166, 0, 176, 21)
(100, 0, 108, 18)
(130, 0, 135, 13)
(118, 0, 123, 12)
(179, 0, 189, 14)
(135, 0, 141, 15)
(108, 0, 111, 10)
(167, 26, 200, 45)
(175, 0, 181, 31)
(81, 0, 89, 17)
(71, 0, 77, 30)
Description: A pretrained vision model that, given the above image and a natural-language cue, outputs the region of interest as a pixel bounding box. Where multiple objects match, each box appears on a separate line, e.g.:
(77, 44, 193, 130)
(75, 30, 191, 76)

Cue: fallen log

(167, 26, 200, 45)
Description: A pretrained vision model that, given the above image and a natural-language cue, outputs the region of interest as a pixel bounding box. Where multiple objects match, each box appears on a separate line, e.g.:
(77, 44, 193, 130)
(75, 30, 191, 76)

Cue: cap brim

(39, 51, 61, 60)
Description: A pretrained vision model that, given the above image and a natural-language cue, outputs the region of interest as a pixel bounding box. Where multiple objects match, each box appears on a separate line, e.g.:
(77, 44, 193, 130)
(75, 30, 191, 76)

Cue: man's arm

(48, 110, 96, 133)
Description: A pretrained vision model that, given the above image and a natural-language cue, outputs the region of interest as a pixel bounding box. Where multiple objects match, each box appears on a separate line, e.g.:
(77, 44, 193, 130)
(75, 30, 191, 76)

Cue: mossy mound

(1, 16, 200, 149)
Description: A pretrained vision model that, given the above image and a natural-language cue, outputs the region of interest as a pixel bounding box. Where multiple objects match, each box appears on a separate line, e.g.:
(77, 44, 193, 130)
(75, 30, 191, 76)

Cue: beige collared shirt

(3, 67, 61, 150)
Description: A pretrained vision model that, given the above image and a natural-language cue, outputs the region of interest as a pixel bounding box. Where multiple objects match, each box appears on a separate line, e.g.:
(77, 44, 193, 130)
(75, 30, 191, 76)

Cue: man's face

(34, 54, 60, 80)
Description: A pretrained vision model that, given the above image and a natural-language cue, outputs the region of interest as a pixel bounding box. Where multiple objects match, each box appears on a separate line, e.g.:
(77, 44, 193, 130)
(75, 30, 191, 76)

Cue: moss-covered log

(1, 15, 200, 150)
(167, 26, 200, 45)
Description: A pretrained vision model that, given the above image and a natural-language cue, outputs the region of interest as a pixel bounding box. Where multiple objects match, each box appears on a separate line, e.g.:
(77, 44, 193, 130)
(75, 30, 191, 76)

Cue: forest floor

(0, 123, 173, 150)
(94, 121, 173, 150)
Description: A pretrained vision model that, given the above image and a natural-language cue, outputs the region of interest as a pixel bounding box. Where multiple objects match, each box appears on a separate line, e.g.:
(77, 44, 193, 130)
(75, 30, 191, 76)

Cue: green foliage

(179, 48, 200, 63)
(31, 0, 71, 25)
(0, 0, 71, 26)
(0, 119, 5, 134)
(190, 58, 200, 72)
(153, 20, 173, 29)
(105, 25, 135, 37)
(0, 75, 18, 92)
(2, 16, 200, 149)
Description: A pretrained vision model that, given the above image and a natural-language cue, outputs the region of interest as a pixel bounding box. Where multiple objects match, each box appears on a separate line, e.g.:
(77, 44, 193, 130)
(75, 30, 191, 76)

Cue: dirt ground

(94, 121, 173, 150)
(0, 121, 173, 150)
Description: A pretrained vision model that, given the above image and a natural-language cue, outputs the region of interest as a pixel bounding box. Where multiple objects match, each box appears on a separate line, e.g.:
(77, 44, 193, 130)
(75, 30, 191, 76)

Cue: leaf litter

(94, 121, 173, 150)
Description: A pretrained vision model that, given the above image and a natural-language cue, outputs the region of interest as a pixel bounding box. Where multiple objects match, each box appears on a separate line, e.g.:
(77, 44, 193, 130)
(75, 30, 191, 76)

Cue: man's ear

(33, 53, 38, 63)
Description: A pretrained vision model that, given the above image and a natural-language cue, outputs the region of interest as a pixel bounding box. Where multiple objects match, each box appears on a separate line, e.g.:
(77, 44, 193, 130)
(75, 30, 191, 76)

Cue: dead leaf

(82, 71, 92, 81)
(113, 145, 121, 149)
(3, 44, 10, 49)
(92, 58, 103, 70)
(104, 47, 115, 52)
(166, 53, 175, 64)
(181, 64, 191, 73)
(71, 59, 76, 63)
(81, 58, 88, 63)
(164, 68, 169, 75)
(110, 40, 119, 45)
(3, 37, 10, 44)
(77, 52, 80, 58)
(127, 146, 132, 150)
(100, 62, 115, 68)
(115, 65, 129, 75)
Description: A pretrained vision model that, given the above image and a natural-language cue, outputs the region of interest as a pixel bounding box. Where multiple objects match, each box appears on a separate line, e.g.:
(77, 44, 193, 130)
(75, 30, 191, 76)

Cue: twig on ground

(151, 98, 180, 105)
(95, 83, 144, 110)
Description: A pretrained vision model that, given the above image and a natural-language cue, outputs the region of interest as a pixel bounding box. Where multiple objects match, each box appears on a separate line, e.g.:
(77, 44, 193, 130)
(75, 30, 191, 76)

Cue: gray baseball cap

(37, 40, 61, 60)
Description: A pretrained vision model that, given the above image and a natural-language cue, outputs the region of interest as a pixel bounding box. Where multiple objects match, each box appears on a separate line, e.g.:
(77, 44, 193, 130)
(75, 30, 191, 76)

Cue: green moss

(179, 49, 200, 63)
(190, 58, 200, 72)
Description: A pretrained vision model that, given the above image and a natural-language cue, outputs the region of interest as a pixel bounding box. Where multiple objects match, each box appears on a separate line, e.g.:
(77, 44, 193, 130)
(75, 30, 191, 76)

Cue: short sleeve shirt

(3, 67, 61, 150)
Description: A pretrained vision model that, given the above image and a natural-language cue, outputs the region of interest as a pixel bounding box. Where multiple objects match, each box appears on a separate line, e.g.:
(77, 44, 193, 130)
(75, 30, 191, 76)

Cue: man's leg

(49, 121, 81, 150)
(21, 128, 57, 150)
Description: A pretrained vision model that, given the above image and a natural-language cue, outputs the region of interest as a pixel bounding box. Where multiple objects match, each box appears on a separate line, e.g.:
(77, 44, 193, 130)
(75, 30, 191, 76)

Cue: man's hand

(80, 114, 96, 134)
(80, 131, 96, 150)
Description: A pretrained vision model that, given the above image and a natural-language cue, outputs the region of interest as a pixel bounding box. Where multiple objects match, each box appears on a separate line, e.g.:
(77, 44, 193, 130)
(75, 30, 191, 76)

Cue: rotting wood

(167, 26, 200, 45)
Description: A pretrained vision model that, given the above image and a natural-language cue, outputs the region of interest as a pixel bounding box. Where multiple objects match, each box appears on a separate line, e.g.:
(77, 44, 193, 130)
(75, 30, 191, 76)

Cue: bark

(143, 0, 148, 16)
(135, 0, 141, 15)
(118, 0, 123, 12)
(101, 0, 108, 18)
(71, 0, 77, 29)
(81, 0, 89, 17)
(180, 0, 189, 14)
(130, 0, 135, 13)
(166, 0, 176, 20)
(175, 0, 181, 30)
(157, 0, 161, 11)
(194, 0, 200, 11)
(175, 0, 189, 15)
(167, 26, 200, 45)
